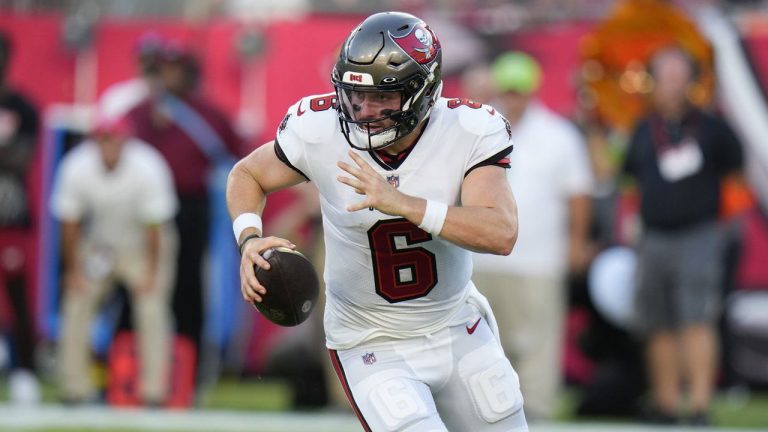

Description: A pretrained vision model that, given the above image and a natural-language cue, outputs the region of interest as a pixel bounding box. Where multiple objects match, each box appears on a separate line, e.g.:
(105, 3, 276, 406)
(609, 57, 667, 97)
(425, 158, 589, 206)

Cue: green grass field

(1, 376, 767, 431)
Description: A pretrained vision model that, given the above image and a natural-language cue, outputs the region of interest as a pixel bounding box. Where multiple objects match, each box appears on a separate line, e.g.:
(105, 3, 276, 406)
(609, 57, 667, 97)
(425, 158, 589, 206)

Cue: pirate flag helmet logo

(390, 23, 441, 65)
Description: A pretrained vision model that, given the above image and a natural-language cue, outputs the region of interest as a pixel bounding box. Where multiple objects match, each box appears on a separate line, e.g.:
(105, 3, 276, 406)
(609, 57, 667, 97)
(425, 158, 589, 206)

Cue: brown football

(253, 247, 320, 327)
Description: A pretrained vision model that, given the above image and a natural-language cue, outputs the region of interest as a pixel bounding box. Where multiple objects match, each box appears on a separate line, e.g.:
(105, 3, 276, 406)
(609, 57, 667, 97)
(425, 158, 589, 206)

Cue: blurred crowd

(1, 0, 767, 428)
(5, 0, 767, 21)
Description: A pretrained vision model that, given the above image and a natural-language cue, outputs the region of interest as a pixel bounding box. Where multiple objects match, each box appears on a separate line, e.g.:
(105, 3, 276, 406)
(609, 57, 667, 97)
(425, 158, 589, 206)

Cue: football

(253, 247, 320, 327)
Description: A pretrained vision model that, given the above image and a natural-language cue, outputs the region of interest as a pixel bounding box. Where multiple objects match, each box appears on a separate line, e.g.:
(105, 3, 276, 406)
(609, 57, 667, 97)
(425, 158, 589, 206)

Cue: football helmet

(332, 12, 443, 151)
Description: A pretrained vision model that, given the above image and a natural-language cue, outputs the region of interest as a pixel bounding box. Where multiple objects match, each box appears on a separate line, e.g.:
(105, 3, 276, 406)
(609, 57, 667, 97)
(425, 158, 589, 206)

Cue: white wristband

(233, 213, 263, 242)
(418, 200, 448, 236)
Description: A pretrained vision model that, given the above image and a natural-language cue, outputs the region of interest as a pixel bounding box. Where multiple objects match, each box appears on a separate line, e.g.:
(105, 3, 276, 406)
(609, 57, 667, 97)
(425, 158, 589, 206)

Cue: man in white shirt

(472, 51, 594, 420)
(51, 117, 178, 405)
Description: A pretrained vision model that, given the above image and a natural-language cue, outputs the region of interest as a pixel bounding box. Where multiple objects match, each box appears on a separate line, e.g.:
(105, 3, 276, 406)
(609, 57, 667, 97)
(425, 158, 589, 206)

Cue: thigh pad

(355, 369, 444, 432)
(458, 341, 524, 423)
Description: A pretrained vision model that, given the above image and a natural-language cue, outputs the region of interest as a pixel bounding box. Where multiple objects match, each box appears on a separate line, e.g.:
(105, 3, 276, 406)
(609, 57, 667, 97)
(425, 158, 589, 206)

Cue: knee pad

(459, 342, 524, 423)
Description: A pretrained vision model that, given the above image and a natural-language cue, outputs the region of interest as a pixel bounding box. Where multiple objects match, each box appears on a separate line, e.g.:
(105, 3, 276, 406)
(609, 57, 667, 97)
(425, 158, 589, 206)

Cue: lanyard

(649, 109, 700, 155)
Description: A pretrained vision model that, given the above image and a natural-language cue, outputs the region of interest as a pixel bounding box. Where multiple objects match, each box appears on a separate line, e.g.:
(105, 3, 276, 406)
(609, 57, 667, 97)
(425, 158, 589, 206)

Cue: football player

(227, 11, 528, 431)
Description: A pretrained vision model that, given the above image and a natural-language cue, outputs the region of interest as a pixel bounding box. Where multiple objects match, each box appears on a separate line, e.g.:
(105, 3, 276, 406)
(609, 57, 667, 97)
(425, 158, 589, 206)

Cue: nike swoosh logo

(486, 107, 496, 115)
(466, 318, 482, 335)
(297, 101, 306, 116)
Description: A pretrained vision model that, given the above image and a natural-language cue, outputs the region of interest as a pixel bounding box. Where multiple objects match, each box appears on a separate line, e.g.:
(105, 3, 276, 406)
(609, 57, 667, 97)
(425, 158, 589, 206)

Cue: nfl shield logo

(387, 175, 400, 188)
(362, 352, 377, 365)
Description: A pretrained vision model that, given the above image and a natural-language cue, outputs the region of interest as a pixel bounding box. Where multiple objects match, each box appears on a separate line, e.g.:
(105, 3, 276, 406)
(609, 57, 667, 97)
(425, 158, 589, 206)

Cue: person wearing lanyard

(623, 45, 744, 425)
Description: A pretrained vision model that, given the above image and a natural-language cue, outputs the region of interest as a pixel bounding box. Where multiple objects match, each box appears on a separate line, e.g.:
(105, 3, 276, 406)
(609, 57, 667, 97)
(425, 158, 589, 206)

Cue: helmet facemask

(336, 85, 405, 151)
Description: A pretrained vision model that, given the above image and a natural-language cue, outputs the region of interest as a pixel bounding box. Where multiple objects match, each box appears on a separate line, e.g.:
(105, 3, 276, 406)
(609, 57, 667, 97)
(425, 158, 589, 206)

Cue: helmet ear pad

(400, 74, 441, 131)
(408, 75, 441, 113)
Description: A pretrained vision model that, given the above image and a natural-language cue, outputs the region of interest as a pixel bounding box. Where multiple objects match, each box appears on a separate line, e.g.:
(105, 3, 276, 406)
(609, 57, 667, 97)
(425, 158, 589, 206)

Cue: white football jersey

(275, 94, 513, 349)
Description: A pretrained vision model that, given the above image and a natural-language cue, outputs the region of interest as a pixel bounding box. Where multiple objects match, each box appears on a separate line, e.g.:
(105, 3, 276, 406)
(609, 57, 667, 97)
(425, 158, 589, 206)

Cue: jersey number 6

(367, 219, 438, 303)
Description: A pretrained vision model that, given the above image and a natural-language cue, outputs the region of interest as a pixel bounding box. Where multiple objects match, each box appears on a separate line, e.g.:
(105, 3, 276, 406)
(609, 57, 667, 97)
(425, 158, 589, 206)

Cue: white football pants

(329, 304, 528, 432)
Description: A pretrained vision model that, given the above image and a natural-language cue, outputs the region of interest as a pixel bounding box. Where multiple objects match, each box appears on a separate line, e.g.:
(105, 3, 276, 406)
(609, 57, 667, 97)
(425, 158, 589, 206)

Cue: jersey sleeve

(274, 99, 312, 181)
(137, 145, 179, 224)
(465, 111, 514, 177)
(50, 151, 85, 222)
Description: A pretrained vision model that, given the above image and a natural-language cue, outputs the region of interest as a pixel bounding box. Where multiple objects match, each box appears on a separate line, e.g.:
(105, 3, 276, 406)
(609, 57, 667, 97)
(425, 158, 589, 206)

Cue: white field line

(0, 404, 764, 432)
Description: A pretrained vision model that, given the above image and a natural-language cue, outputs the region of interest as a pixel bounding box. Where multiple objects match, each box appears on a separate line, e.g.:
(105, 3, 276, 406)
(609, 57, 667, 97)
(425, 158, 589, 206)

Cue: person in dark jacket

(623, 45, 744, 425)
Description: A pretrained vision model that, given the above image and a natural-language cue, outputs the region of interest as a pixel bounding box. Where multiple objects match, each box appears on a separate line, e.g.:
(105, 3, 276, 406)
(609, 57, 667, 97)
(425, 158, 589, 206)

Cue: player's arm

(380, 163, 518, 255)
(226, 140, 305, 236)
(441, 165, 517, 255)
(226, 140, 305, 302)
(338, 151, 517, 255)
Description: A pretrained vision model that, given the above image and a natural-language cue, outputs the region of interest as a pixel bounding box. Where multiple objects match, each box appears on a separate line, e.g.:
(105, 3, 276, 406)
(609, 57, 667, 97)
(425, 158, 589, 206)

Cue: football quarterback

(228, 11, 528, 431)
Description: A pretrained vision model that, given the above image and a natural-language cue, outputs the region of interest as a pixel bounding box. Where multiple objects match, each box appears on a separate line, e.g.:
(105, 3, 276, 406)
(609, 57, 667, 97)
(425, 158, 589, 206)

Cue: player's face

(348, 90, 402, 132)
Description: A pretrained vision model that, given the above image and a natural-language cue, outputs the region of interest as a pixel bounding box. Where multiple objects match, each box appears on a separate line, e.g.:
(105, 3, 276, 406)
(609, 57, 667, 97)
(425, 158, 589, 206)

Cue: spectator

(0, 31, 41, 405)
(623, 45, 744, 425)
(127, 42, 241, 375)
(51, 117, 178, 406)
(472, 51, 594, 420)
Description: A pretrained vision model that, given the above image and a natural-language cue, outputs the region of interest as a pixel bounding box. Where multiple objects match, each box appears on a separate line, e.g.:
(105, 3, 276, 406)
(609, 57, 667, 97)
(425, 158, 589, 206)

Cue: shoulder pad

(438, 97, 507, 137)
(278, 93, 339, 144)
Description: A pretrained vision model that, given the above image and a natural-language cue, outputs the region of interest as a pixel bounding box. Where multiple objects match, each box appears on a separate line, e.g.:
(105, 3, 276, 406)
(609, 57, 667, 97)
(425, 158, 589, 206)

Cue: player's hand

(239, 235, 295, 304)
(337, 150, 405, 214)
